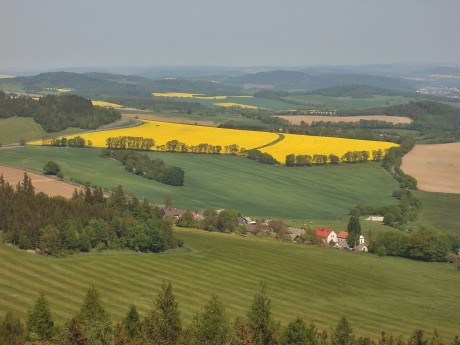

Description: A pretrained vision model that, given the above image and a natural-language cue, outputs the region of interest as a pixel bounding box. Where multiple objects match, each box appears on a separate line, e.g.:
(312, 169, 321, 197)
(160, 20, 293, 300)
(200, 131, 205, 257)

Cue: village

(161, 206, 371, 252)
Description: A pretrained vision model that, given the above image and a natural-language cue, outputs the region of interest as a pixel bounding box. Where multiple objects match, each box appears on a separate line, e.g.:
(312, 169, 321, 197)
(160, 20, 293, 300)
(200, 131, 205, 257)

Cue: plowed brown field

(401, 143, 460, 194)
(0, 165, 82, 198)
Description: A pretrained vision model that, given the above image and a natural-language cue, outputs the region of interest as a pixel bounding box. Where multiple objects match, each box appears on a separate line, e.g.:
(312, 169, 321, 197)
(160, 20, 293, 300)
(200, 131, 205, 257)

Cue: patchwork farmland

(32, 120, 398, 164)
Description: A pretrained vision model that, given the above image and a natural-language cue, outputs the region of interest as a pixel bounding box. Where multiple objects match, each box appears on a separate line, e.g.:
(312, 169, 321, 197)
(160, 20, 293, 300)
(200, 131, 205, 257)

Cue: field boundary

(252, 134, 285, 150)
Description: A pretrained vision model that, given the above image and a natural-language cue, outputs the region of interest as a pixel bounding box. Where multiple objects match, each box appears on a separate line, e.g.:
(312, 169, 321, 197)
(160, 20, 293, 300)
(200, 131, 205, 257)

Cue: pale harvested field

(401, 143, 460, 194)
(0, 165, 81, 198)
(278, 115, 413, 125)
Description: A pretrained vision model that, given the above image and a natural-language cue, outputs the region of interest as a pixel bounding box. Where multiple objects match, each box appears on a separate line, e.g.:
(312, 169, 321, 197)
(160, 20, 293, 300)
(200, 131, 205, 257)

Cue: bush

(43, 161, 60, 175)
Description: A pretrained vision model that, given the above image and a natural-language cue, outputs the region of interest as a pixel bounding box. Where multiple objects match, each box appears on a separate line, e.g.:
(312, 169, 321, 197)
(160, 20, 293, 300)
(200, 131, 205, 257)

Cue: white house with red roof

(315, 228, 338, 244)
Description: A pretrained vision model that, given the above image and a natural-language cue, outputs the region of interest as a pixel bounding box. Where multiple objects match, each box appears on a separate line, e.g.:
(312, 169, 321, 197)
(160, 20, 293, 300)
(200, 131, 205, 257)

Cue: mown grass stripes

(0, 228, 459, 339)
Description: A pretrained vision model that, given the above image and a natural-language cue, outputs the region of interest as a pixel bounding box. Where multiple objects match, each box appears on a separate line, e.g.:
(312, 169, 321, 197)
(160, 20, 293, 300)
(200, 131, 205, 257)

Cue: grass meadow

(0, 228, 458, 339)
(411, 191, 460, 236)
(0, 117, 82, 145)
(0, 146, 399, 221)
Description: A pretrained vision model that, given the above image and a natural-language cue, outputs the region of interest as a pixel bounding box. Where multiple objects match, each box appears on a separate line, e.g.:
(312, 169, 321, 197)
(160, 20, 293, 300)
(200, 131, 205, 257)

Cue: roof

(315, 228, 333, 238)
(162, 207, 186, 217)
(337, 231, 348, 239)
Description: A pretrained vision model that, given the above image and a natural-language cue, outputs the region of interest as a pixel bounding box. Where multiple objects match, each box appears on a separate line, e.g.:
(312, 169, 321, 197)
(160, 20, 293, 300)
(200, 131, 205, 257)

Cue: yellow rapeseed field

(67, 120, 278, 150)
(214, 102, 258, 109)
(260, 133, 398, 163)
(152, 92, 204, 98)
(91, 100, 123, 108)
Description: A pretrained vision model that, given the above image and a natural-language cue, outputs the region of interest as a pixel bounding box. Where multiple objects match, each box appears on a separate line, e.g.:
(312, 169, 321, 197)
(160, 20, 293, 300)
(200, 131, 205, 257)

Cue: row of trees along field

(1, 282, 458, 345)
(0, 91, 120, 132)
(352, 135, 419, 229)
(285, 149, 385, 166)
(0, 174, 180, 254)
(101, 149, 185, 186)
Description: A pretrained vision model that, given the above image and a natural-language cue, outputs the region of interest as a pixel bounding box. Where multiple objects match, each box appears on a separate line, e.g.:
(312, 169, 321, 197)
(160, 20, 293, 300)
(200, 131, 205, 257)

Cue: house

(355, 243, 368, 252)
(337, 230, 349, 248)
(288, 227, 306, 241)
(366, 215, 384, 222)
(162, 207, 186, 219)
(315, 228, 337, 244)
(242, 217, 256, 225)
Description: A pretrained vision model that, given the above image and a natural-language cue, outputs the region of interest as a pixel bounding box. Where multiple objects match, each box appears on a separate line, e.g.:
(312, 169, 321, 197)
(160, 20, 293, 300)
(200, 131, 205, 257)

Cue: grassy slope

(0, 117, 46, 145)
(0, 228, 458, 339)
(284, 95, 415, 110)
(411, 191, 460, 236)
(0, 117, 83, 145)
(0, 146, 399, 221)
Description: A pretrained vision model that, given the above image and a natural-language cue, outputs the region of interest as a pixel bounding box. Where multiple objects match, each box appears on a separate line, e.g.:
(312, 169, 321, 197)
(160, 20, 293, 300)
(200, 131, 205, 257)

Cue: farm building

(315, 228, 337, 244)
(288, 227, 306, 241)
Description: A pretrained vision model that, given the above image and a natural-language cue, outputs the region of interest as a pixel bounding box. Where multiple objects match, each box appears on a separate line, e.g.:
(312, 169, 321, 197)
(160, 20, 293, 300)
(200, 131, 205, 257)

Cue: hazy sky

(1, 0, 459, 71)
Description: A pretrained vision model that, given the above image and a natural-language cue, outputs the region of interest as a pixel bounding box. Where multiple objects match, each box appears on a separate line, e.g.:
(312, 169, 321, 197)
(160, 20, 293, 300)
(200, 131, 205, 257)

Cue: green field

(0, 228, 458, 339)
(0, 117, 83, 145)
(158, 96, 299, 110)
(0, 146, 399, 221)
(284, 94, 415, 110)
(411, 191, 460, 236)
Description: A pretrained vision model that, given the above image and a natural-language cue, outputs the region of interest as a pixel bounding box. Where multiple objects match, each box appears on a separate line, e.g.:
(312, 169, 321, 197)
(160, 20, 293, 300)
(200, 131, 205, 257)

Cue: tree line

(101, 149, 185, 186)
(285, 149, 385, 166)
(0, 174, 179, 254)
(0, 91, 121, 132)
(368, 227, 459, 262)
(351, 134, 419, 229)
(1, 282, 458, 345)
(42, 135, 88, 148)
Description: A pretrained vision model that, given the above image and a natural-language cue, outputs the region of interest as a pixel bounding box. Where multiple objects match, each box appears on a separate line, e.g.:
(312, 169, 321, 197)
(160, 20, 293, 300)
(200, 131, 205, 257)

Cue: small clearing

(401, 143, 460, 194)
(0, 165, 82, 198)
(277, 115, 413, 125)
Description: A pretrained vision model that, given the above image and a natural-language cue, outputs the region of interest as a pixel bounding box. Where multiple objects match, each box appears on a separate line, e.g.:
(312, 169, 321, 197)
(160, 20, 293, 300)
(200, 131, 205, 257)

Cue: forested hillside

(0, 91, 120, 132)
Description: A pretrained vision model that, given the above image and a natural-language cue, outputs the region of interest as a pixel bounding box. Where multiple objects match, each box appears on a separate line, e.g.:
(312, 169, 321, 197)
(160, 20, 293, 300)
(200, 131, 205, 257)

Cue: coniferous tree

(247, 281, 277, 345)
(346, 215, 362, 248)
(191, 294, 230, 345)
(122, 304, 142, 341)
(26, 291, 56, 342)
(330, 317, 354, 345)
(281, 317, 317, 345)
(61, 317, 88, 345)
(0, 312, 26, 345)
(78, 286, 113, 345)
(144, 282, 181, 345)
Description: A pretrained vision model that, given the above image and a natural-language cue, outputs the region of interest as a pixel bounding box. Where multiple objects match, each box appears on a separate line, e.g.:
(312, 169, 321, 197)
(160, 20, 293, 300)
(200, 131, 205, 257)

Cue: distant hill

(1, 72, 242, 99)
(304, 85, 414, 98)
(225, 70, 417, 93)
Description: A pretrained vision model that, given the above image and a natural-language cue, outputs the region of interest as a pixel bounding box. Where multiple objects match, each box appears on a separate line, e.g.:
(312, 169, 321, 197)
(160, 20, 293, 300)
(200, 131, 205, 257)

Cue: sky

(1, 0, 460, 71)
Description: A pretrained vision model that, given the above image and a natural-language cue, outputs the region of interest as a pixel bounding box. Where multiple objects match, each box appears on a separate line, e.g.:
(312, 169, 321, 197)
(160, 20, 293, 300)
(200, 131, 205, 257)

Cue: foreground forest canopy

(0, 174, 179, 254)
(0, 91, 120, 132)
(1, 282, 458, 345)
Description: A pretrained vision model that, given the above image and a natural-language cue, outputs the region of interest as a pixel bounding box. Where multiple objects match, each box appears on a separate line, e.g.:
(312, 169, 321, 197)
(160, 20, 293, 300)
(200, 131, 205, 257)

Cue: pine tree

(144, 282, 181, 345)
(61, 317, 88, 345)
(78, 286, 113, 345)
(0, 311, 26, 345)
(26, 291, 56, 341)
(122, 304, 142, 340)
(247, 281, 277, 345)
(192, 294, 230, 345)
(330, 317, 354, 345)
(281, 317, 317, 345)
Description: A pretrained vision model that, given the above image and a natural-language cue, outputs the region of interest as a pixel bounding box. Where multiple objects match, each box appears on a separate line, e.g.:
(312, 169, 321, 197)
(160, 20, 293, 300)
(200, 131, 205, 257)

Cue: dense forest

(0, 91, 120, 132)
(0, 174, 179, 254)
(0, 282, 457, 345)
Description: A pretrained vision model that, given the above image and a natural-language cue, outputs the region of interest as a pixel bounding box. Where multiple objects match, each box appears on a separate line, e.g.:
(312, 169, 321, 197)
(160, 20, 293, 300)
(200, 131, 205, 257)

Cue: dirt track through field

(401, 143, 460, 194)
(0, 165, 82, 198)
(278, 115, 413, 125)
